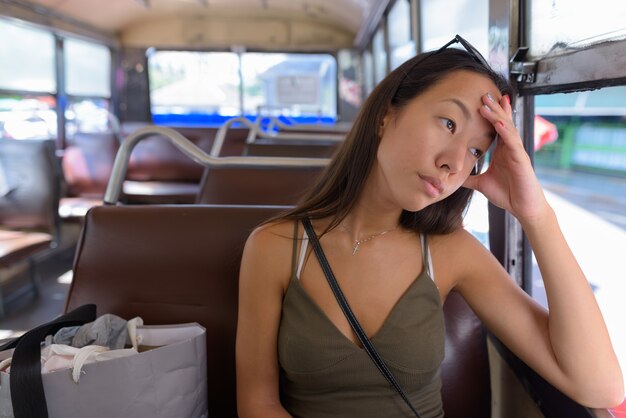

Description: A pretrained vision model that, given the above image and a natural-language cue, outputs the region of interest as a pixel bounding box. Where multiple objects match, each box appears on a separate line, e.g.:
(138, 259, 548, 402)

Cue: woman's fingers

(500, 94, 512, 115)
(479, 93, 521, 148)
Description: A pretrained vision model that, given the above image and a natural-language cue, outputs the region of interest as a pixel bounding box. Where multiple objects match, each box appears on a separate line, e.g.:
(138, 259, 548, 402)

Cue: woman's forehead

(429, 70, 501, 99)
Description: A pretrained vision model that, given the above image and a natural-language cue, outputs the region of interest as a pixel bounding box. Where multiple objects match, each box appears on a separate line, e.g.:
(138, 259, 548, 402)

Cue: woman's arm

(236, 222, 294, 418)
(457, 94, 624, 408)
(447, 225, 623, 408)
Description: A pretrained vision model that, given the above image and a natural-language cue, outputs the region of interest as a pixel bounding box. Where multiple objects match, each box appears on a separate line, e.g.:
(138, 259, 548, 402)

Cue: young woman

(235, 37, 624, 418)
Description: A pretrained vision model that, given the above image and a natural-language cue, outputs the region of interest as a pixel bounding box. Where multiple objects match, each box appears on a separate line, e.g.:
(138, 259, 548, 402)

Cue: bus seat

(126, 132, 210, 182)
(62, 132, 119, 197)
(117, 125, 250, 204)
(243, 142, 338, 158)
(441, 290, 490, 417)
(0, 139, 61, 318)
(120, 124, 249, 158)
(195, 167, 323, 205)
(66, 204, 491, 418)
(60, 132, 118, 221)
(175, 126, 250, 157)
(121, 131, 209, 204)
(66, 204, 288, 418)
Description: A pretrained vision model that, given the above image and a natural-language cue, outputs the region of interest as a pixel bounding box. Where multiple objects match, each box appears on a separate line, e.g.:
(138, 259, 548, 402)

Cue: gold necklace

(340, 223, 398, 255)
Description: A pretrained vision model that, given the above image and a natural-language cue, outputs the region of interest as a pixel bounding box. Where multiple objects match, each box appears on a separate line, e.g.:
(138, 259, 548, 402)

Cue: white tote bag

(0, 305, 208, 418)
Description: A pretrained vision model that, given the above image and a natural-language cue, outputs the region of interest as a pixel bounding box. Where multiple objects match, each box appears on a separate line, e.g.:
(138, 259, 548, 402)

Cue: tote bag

(0, 304, 208, 418)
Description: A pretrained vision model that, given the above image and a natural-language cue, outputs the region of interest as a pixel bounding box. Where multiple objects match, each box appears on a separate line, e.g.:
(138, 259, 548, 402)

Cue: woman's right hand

(463, 94, 551, 225)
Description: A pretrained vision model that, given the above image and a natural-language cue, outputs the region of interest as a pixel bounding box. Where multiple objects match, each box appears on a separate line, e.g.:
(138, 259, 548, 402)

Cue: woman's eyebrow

(441, 98, 471, 120)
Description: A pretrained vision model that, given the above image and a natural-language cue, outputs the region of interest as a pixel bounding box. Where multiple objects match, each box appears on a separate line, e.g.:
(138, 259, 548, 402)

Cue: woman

(235, 37, 624, 418)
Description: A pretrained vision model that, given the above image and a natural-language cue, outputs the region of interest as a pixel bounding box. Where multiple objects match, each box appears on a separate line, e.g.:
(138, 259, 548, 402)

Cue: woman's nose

(438, 145, 466, 174)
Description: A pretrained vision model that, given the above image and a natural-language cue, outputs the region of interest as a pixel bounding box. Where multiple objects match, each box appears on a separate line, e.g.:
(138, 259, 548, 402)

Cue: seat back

(67, 205, 490, 418)
(67, 205, 288, 418)
(62, 132, 119, 197)
(196, 167, 323, 205)
(0, 139, 61, 238)
(441, 291, 491, 417)
(243, 142, 338, 158)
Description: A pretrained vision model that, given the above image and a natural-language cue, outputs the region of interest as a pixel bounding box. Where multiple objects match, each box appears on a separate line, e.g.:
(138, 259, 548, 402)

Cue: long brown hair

(279, 48, 514, 235)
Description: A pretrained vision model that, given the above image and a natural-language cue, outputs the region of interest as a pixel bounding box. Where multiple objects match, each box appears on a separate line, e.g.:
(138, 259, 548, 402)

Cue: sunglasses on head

(436, 34, 490, 69)
(394, 34, 492, 95)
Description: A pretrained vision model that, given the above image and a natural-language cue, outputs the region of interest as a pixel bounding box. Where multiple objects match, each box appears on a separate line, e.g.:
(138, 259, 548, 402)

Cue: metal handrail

(210, 117, 259, 156)
(104, 126, 330, 205)
(270, 116, 352, 133)
(211, 116, 345, 156)
(107, 111, 123, 144)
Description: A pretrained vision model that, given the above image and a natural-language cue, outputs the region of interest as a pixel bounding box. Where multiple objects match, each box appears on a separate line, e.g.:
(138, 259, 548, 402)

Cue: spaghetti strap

(290, 220, 299, 278)
(420, 234, 435, 282)
(296, 223, 309, 280)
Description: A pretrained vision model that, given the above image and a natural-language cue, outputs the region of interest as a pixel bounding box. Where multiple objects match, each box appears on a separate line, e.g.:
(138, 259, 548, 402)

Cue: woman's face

(374, 70, 500, 212)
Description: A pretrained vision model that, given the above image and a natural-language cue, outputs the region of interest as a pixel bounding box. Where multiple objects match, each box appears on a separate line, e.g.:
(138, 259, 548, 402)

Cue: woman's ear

(379, 112, 393, 138)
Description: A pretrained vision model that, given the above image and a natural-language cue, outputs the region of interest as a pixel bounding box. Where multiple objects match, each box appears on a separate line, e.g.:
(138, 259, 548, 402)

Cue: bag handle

(302, 218, 421, 418)
(0, 304, 97, 418)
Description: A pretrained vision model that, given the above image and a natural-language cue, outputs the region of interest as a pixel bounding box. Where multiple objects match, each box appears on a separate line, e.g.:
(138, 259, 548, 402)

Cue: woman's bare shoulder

(427, 227, 497, 290)
(429, 227, 486, 252)
(241, 218, 298, 288)
(247, 218, 297, 248)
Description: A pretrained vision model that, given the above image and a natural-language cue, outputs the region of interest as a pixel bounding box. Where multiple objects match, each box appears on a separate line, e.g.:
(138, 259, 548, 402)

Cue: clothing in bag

(0, 305, 208, 418)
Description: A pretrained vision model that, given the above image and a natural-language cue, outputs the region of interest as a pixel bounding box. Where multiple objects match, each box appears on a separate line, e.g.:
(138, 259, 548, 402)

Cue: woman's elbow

(599, 384, 625, 409)
(572, 378, 625, 409)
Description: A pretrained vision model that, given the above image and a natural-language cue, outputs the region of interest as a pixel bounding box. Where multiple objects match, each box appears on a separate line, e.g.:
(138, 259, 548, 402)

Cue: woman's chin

(400, 196, 434, 213)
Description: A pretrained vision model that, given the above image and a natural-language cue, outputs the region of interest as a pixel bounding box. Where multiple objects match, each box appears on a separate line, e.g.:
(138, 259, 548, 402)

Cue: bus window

(0, 20, 55, 93)
(419, 0, 489, 54)
(372, 25, 387, 84)
(0, 94, 57, 140)
(529, 0, 626, 58)
(65, 38, 110, 98)
(533, 86, 626, 387)
(387, 0, 414, 71)
(65, 98, 110, 136)
(242, 53, 337, 123)
(148, 51, 241, 125)
(148, 51, 336, 125)
(0, 20, 56, 140)
(64, 38, 111, 136)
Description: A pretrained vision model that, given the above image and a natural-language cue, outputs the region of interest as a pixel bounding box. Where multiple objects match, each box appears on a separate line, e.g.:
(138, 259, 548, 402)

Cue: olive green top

(277, 221, 445, 418)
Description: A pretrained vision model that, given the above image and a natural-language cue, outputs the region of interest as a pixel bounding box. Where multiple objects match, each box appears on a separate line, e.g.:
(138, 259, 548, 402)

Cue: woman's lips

(419, 175, 444, 198)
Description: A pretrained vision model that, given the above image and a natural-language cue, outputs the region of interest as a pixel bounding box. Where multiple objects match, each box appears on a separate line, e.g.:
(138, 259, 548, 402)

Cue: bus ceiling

(2, 0, 390, 51)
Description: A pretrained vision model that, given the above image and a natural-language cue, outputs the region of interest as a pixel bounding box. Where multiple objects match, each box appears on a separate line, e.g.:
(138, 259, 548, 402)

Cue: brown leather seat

(243, 142, 338, 158)
(196, 167, 324, 205)
(62, 132, 120, 198)
(118, 124, 251, 204)
(441, 290, 490, 417)
(0, 139, 61, 317)
(66, 204, 491, 418)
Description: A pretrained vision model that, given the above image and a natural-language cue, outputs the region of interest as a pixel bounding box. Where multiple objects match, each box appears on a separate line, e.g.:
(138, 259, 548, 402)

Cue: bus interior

(1, 0, 626, 417)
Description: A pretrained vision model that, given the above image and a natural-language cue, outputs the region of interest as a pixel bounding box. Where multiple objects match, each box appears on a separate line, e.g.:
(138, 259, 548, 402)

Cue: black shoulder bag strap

(0, 304, 97, 418)
(302, 218, 421, 418)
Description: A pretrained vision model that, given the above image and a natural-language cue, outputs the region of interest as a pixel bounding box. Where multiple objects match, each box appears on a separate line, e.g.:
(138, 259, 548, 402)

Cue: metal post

(54, 35, 66, 149)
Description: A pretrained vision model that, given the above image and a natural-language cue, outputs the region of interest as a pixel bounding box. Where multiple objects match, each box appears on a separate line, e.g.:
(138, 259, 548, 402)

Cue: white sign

(276, 76, 319, 105)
